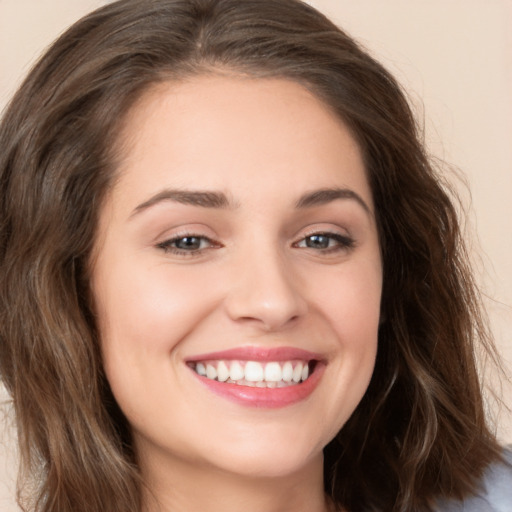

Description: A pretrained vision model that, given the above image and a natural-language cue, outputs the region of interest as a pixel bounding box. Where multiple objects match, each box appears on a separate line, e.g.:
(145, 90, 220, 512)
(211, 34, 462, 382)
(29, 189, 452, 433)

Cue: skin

(91, 75, 382, 512)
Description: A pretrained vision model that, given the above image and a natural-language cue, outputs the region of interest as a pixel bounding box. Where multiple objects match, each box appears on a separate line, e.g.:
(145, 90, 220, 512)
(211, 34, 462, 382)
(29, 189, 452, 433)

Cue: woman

(0, 0, 510, 511)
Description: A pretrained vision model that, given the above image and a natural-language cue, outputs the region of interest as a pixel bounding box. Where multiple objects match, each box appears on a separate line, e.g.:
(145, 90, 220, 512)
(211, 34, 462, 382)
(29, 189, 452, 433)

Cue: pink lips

(186, 346, 323, 363)
(186, 346, 326, 409)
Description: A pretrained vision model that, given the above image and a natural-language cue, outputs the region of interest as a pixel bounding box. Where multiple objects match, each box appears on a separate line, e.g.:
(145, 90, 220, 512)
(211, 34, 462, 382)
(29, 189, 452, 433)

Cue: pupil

(307, 235, 329, 248)
(177, 237, 200, 250)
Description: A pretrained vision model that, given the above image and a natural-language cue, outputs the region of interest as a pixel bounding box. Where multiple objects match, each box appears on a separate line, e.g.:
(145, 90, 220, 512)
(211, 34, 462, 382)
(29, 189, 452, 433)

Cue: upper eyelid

(154, 223, 354, 245)
(294, 225, 352, 240)
(153, 225, 217, 244)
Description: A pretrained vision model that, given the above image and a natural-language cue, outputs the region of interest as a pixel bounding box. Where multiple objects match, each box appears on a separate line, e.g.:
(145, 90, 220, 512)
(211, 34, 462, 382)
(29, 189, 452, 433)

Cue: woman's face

(92, 76, 382, 480)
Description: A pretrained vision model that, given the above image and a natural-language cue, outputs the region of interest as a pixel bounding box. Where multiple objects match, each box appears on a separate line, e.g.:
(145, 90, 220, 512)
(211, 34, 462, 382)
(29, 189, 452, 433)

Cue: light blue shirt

(435, 448, 512, 511)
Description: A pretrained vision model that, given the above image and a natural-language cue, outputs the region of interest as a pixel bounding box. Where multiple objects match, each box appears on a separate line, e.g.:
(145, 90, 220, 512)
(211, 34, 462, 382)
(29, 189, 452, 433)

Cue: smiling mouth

(187, 359, 316, 388)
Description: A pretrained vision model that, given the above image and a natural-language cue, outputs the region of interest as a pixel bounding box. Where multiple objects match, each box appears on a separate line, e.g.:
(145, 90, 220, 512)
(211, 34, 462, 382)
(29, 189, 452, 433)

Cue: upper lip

(185, 346, 324, 363)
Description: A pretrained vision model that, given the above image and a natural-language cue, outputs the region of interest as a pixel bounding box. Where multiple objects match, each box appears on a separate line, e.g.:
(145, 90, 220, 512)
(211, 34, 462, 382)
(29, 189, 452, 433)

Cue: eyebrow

(132, 189, 234, 216)
(131, 186, 371, 217)
(295, 187, 371, 214)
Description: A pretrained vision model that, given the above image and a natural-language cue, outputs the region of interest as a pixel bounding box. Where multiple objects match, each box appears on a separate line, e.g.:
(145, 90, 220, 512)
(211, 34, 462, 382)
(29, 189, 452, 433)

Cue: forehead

(110, 75, 373, 213)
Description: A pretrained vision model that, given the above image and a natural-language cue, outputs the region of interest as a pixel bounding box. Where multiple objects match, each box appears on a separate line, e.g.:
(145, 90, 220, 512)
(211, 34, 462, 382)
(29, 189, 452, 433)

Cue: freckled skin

(91, 76, 382, 512)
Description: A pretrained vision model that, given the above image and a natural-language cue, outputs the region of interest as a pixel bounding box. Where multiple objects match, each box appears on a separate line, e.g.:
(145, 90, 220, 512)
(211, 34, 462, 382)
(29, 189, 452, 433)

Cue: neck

(140, 448, 331, 512)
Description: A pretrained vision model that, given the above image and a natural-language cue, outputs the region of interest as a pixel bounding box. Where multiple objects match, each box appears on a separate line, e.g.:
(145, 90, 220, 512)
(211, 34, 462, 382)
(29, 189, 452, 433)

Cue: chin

(198, 430, 326, 480)
(215, 451, 322, 480)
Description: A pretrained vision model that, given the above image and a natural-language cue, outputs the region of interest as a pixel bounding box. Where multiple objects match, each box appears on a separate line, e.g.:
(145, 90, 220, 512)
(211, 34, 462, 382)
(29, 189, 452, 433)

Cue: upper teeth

(190, 360, 311, 387)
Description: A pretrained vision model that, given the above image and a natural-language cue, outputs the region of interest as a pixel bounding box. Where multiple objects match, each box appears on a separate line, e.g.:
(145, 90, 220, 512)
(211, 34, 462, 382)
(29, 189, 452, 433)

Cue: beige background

(1, 1, 511, 510)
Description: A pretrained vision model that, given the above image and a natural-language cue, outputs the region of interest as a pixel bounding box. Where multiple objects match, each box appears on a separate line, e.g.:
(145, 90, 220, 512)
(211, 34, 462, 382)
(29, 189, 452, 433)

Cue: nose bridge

(224, 236, 307, 330)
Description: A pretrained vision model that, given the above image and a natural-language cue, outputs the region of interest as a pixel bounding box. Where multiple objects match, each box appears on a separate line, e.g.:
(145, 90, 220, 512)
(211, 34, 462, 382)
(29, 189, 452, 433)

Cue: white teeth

(245, 361, 264, 382)
(292, 362, 303, 383)
(229, 361, 244, 381)
(206, 364, 217, 380)
(192, 359, 314, 387)
(217, 361, 229, 382)
(282, 361, 293, 382)
(196, 362, 207, 377)
(264, 362, 282, 382)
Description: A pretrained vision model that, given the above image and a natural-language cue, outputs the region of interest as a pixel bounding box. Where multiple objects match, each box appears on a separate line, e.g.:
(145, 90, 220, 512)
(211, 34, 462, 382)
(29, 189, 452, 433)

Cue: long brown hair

(0, 1, 502, 511)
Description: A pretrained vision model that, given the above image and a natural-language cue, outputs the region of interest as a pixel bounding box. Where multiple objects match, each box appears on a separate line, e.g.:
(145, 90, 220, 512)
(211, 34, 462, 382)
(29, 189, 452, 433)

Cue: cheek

(93, 259, 224, 425)
(312, 256, 382, 341)
(308, 259, 381, 416)
(96, 258, 217, 349)
(93, 258, 222, 401)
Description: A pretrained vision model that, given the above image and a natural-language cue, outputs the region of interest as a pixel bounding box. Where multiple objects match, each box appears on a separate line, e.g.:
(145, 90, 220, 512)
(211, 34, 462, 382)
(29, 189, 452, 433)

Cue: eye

(157, 235, 218, 255)
(294, 232, 355, 252)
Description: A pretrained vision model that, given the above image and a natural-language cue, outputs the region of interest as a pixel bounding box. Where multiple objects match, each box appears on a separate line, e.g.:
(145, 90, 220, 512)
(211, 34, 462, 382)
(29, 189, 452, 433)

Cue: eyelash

(156, 234, 219, 256)
(156, 231, 355, 257)
(293, 232, 355, 253)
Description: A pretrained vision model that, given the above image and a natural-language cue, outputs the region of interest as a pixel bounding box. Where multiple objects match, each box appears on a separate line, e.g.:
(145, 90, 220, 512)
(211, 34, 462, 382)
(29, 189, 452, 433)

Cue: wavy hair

(0, 0, 502, 511)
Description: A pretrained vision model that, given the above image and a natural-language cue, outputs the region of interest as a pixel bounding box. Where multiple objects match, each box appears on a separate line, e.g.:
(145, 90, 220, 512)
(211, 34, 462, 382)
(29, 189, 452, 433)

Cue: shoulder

(434, 448, 512, 512)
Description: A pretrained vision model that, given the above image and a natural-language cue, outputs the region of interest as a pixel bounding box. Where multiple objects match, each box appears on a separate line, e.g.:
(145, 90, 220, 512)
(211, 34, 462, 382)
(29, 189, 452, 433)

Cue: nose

(223, 246, 308, 331)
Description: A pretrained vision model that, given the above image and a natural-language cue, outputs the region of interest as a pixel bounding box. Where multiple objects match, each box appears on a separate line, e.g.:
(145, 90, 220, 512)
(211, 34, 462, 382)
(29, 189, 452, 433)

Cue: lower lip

(190, 364, 325, 408)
